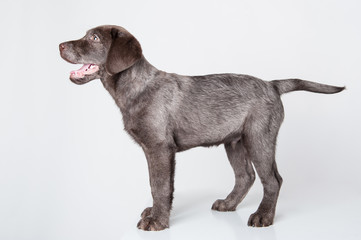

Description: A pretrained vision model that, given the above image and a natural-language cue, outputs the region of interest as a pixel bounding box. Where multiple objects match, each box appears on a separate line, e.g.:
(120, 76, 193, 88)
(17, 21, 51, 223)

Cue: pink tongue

(70, 64, 99, 78)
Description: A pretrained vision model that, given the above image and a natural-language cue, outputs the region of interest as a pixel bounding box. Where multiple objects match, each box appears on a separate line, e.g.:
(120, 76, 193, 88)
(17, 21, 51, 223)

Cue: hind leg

(247, 158, 282, 227)
(245, 118, 283, 227)
(212, 140, 255, 211)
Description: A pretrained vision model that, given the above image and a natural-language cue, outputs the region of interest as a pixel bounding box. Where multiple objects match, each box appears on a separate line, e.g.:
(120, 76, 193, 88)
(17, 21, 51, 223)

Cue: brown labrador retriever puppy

(59, 25, 344, 231)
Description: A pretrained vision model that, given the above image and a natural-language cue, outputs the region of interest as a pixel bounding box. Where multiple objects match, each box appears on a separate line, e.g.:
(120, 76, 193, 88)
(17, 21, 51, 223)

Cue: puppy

(59, 25, 344, 231)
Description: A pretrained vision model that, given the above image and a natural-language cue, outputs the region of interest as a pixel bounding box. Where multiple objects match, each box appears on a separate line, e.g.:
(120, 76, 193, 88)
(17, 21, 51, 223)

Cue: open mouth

(70, 64, 99, 79)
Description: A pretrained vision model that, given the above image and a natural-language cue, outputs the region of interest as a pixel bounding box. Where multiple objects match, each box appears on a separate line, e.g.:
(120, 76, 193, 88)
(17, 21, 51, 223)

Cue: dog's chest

(121, 107, 151, 145)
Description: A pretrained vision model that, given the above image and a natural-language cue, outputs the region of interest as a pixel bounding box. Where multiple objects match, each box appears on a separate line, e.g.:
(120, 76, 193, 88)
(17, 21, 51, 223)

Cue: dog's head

(59, 25, 142, 84)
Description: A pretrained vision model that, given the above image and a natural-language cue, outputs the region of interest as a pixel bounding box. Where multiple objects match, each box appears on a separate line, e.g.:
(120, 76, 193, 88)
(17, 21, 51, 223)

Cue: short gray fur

(59, 25, 345, 231)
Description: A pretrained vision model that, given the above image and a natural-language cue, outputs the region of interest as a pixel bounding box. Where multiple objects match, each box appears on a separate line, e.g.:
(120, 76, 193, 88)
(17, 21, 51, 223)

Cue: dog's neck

(100, 56, 159, 113)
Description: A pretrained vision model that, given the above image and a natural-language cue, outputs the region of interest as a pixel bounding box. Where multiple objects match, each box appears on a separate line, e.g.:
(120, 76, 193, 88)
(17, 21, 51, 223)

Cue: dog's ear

(106, 28, 142, 75)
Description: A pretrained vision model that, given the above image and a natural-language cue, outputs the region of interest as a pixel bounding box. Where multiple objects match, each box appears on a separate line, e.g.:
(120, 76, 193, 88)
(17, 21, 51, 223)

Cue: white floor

(122, 180, 360, 240)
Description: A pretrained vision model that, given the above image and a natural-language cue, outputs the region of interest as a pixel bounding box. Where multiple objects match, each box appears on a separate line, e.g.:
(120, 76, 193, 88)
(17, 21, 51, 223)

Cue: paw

(247, 211, 274, 227)
(137, 216, 168, 231)
(140, 207, 152, 219)
(211, 199, 236, 212)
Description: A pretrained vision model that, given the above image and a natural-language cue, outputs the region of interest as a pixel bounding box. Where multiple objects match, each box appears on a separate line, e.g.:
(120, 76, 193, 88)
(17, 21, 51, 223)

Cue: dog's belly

(173, 110, 247, 151)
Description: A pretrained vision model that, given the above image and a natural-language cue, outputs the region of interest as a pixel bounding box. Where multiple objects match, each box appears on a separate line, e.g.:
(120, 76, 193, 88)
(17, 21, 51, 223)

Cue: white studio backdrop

(0, 0, 360, 240)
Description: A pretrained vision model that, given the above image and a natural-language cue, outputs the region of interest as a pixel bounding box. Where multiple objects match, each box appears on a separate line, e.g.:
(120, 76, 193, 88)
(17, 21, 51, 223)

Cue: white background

(1, 0, 360, 239)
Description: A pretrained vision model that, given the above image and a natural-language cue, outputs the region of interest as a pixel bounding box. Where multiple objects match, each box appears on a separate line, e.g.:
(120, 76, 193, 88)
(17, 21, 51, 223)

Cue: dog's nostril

(59, 43, 66, 51)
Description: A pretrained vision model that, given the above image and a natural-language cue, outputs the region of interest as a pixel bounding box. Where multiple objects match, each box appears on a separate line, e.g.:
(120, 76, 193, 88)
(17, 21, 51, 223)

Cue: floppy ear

(106, 28, 142, 75)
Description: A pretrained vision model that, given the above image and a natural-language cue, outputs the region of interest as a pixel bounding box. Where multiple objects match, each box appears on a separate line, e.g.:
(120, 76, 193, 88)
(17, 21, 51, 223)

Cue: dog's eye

(90, 34, 100, 42)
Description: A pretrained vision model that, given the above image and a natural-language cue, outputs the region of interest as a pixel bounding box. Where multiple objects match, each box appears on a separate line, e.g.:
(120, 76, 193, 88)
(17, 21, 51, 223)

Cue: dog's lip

(70, 76, 91, 85)
(60, 52, 77, 64)
(62, 57, 77, 65)
(60, 53, 100, 78)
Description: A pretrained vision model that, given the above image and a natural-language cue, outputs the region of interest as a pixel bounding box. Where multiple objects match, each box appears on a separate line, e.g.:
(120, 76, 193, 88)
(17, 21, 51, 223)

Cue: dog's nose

(59, 43, 66, 51)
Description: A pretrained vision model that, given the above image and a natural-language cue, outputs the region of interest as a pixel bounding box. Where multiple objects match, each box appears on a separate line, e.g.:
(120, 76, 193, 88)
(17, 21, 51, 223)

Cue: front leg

(137, 144, 176, 231)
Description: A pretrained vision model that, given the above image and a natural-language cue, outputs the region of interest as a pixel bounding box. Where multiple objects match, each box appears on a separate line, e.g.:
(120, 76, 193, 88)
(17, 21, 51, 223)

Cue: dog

(59, 25, 344, 231)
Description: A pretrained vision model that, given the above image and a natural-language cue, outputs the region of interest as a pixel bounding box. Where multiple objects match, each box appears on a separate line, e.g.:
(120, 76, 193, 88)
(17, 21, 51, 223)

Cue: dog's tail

(271, 79, 345, 95)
